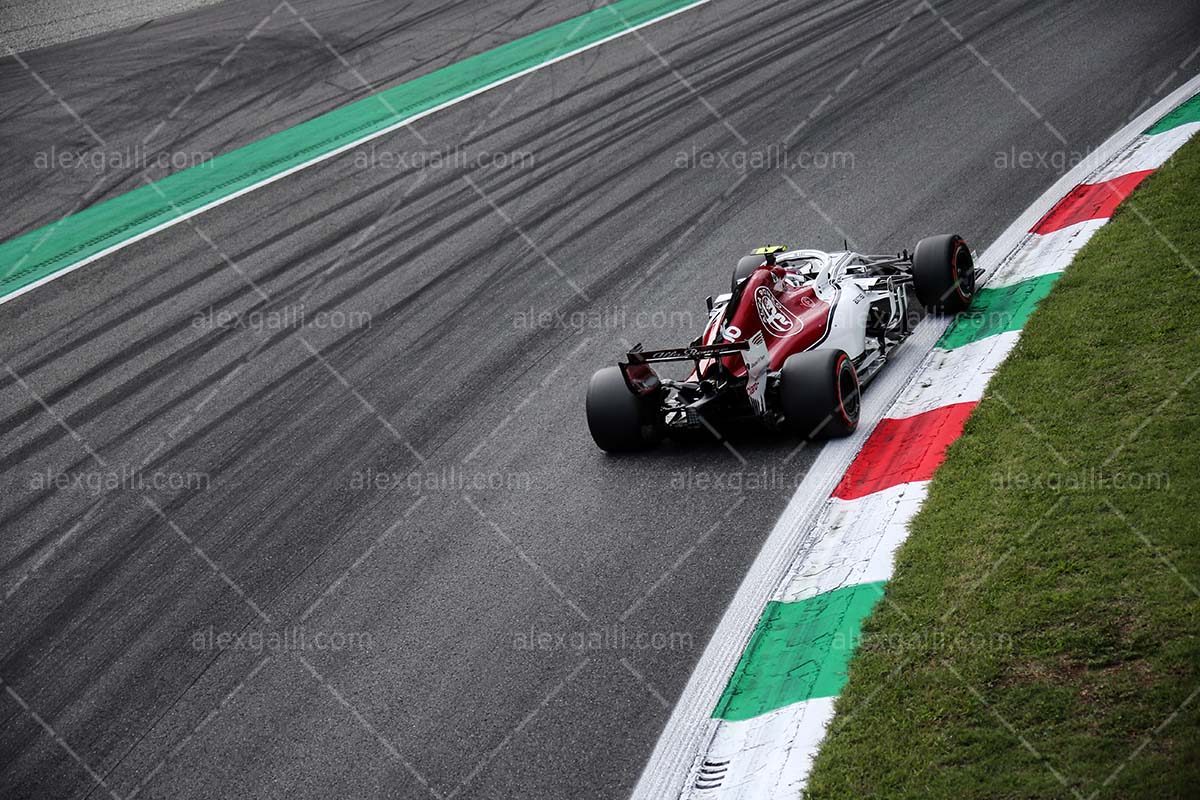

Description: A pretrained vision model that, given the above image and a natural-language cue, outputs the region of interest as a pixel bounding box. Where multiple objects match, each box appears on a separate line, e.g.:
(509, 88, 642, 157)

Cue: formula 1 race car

(585, 235, 976, 452)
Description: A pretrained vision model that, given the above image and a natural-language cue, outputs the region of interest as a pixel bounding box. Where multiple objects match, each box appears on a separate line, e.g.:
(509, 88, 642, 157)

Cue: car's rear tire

(913, 234, 975, 314)
(778, 349, 859, 439)
(586, 366, 660, 453)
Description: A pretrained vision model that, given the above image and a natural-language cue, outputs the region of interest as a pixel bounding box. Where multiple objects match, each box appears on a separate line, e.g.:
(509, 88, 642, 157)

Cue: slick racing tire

(912, 233, 975, 314)
(586, 366, 661, 453)
(779, 349, 859, 439)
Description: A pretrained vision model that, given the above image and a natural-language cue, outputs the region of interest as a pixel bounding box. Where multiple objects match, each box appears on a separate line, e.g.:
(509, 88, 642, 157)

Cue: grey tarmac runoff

(1, 1, 1198, 799)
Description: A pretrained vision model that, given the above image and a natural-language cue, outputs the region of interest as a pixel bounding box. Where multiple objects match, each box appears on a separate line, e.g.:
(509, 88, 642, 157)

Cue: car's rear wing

(618, 341, 750, 396)
(625, 341, 750, 364)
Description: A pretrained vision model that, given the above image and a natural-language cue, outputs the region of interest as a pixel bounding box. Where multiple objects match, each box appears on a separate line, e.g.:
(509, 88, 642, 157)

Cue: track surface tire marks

(1, 1, 1198, 798)
(0, 0, 598, 244)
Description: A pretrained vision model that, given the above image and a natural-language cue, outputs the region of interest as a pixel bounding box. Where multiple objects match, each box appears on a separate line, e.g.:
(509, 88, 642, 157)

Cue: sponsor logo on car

(742, 331, 770, 414)
(754, 286, 803, 337)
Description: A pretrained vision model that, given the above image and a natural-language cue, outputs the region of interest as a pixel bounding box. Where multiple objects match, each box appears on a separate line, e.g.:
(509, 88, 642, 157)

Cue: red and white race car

(585, 235, 977, 452)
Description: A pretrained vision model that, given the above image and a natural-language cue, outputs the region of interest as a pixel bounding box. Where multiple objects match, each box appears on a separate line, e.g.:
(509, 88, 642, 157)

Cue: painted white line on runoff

(630, 70, 1200, 800)
(0, 0, 711, 308)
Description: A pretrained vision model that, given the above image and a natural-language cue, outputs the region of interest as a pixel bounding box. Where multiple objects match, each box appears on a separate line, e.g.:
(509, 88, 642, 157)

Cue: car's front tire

(778, 349, 859, 439)
(913, 233, 975, 314)
(586, 366, 660, 453)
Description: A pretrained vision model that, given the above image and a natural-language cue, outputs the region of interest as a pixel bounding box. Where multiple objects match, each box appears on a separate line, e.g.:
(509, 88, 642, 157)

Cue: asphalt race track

(1, 1, 1198, 798)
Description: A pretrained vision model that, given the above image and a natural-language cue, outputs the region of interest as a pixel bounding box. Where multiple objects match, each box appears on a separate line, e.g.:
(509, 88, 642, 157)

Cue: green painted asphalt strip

(713, 582, 887, 722)
(0, 0, 706, 301)
(1146, 92, 1200, 135)
(937, 272, 1060, 351)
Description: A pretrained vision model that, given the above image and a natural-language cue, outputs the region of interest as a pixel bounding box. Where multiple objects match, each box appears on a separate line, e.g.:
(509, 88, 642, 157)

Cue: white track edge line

(0, 0, 711, 308)
(630, 70, 1200, 800)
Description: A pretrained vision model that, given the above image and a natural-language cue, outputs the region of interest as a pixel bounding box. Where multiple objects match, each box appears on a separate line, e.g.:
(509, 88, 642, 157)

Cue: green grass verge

(804, 135, 1200, 799)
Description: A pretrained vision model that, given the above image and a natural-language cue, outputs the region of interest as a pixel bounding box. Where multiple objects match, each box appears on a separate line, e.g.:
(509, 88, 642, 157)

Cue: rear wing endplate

(617, 341, 751, 397)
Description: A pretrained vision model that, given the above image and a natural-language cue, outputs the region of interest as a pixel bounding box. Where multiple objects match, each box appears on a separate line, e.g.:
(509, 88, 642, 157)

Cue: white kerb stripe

(685, 697, 837, 800)
(889, 331, 1020, 419)
(987, 218, 1109, 288)
(1093, 123, 1200, 182)
(773, 481, 930, 604)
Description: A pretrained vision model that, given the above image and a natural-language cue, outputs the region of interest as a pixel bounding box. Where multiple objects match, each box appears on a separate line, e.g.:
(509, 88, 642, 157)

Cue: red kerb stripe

(833, 402, 977, 501)
(1030, 170, 1153, 235)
